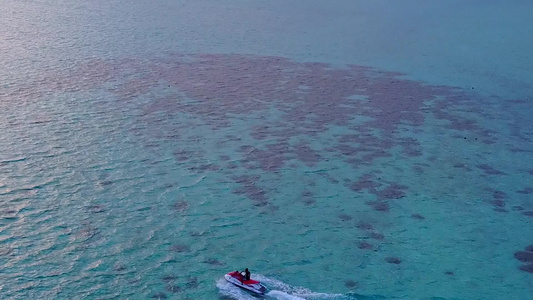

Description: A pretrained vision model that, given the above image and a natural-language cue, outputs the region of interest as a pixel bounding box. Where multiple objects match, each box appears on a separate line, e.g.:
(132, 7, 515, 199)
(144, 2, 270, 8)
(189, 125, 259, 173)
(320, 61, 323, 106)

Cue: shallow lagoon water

(1, 1, 533, 299)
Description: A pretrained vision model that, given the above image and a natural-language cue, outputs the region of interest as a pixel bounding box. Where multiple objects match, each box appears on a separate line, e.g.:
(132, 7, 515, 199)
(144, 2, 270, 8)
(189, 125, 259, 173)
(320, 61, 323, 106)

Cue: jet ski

(224, 271, 267, 295)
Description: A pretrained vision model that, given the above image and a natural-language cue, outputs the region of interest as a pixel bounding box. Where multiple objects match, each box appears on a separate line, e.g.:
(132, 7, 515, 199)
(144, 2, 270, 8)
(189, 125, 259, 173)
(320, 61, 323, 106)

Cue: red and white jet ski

(224, 271, 267, 295)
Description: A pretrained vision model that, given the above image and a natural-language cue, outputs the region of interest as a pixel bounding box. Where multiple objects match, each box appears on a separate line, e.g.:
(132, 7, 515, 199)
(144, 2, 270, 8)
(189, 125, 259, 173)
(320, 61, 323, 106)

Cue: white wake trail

(217, 274, 346, 300)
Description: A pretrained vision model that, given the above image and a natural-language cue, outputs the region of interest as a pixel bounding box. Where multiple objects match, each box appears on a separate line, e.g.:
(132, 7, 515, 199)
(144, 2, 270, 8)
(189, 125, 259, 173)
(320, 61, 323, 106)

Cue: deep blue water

(1, 1, 532, 299)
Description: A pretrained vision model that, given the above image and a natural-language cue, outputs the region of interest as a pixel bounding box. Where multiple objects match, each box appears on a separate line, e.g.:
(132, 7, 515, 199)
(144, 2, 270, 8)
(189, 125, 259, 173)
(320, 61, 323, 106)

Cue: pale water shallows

(1, 1, 532, 299)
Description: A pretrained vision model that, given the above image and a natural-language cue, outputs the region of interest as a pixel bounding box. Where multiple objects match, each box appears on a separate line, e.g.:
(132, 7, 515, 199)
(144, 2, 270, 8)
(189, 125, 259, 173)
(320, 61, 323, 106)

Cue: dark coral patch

(320, 173, 339, 184)
(412, 165, 425, 174)
(334, 143, 359, 157)
(514, 251, 533, 263)
(489, 189, 506, 209)
(491, 199, 505, 208)
(520, 264, 533, 273)
(357, 241, 373, 250)
(250, 125, 274, 140)
(162, 275, 177, 283)
(166, 285, 181, 293)
(492, 190, 506, 200)
(232, 175, 268, 206)
(517, 187, 533, 194)
(385, 257, 402, 264)
(226, 163, 238, 169)
(523, 211, 533, 217)
(338, 214, 352, 221)
(448, 119, 479, 131)
(97, 180, 113, 186)
(356, 222, 374, 231)
(173, 149, 198, 162)
(233, 185, 268, 206)
(377, 184, 407, 200)
(350, 174, 378, 192)
(361, 150, 391, 164)
(151, 292, 167, 299)
(172, 200, 189, 212)
(233, 174, 260, 186)
(113, 263, 126, 271)
(31, 53, 517, 225)
(344, 280, 357, 288)
(444, 271, 454, 276)
(266, 142, 291, 155)
(87, 205, 105, 213)
(186, 277, 199, 289)
(301, 190, 313, 197)
(19, 54, 507, 185)
(351, 175, 405, 202)
(170, 244, 190, 253)
(399, 137, 423, 157)
(525, 245, 533, 252)
(334, 134, 395, 165)
(241, 145, 287, 172)
(370, 232, 385, 240)
(301, 190, 316, 205)
(302, 197, 315, 206)
(411, 213, 425, 220)
(477, 164, 505, 175)
(452, 163, 472, 171)
(141, 55, 427, 139)
(189, 163, 220, 173)
(509, 148, 532, 153)
(369, 201, 389, 212)
(190, 231, 207, 237)
(294, 142, 322, 165)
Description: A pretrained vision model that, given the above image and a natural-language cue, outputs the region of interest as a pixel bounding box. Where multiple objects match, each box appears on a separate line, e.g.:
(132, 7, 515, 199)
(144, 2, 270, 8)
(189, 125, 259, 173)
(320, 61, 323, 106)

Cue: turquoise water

(1, 1, 533, 299)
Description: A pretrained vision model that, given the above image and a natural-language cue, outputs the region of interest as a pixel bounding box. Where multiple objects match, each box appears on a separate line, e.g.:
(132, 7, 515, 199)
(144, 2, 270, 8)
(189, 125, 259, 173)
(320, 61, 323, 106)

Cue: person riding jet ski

(241, 268, 251, 281)
(224, 269, 266, 294)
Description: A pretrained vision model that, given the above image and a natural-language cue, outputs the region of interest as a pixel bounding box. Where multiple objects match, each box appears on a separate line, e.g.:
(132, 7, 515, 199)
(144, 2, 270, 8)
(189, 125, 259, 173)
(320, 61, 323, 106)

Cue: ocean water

(1, 1, 532, 299)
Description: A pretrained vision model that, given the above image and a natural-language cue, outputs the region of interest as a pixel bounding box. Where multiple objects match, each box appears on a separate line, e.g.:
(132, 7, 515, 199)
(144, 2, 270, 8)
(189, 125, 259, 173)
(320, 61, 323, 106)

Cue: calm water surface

(1, 1, 532, 299)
